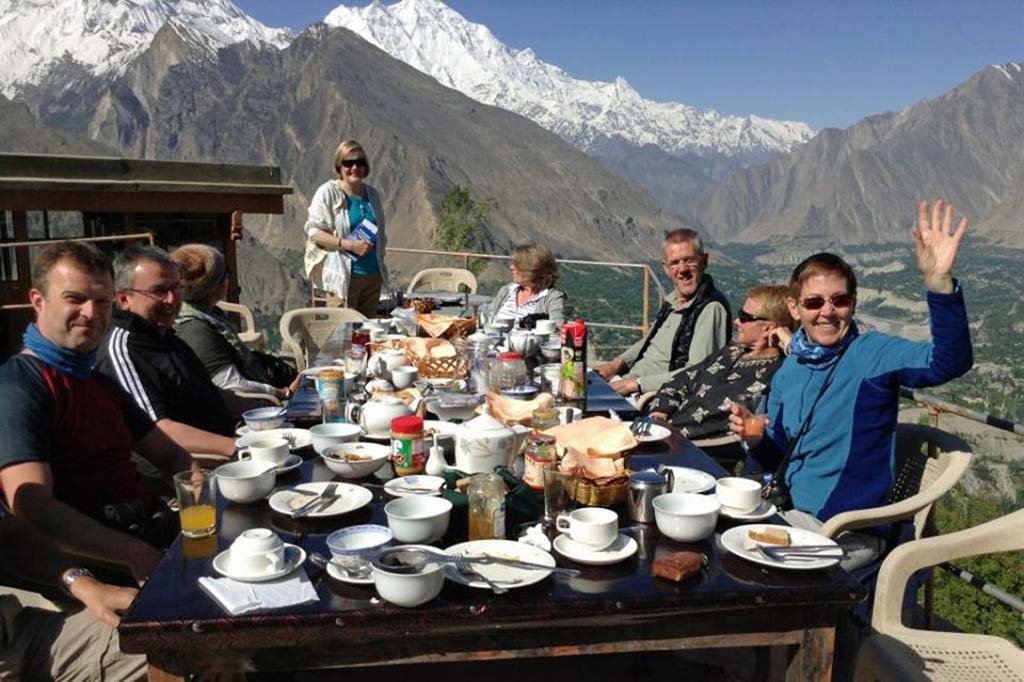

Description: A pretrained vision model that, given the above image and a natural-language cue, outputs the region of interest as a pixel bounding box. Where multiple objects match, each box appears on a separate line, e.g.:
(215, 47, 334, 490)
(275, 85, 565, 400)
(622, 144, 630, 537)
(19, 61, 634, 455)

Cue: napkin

(547, 416, 638, 458)
(403, 337, 456, 359)
(198, 571, 320, 616)
(416, 314, 473, 339)
(481, 392, 555, 425)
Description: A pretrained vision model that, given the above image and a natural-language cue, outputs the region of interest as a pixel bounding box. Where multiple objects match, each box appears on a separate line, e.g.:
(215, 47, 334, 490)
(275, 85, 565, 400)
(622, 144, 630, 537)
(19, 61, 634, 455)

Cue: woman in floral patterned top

(646, 285, 795, 439)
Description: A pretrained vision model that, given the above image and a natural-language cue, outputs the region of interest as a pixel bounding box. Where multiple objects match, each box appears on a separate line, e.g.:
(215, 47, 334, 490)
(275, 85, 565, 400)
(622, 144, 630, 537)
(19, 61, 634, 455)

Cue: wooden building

(0, 152, 292, 357)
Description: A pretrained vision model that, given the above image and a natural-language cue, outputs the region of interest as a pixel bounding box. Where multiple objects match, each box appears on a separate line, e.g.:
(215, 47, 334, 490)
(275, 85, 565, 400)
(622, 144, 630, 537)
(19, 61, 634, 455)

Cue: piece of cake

(652, 551, 704, 582)
(747, 527, 791, 546)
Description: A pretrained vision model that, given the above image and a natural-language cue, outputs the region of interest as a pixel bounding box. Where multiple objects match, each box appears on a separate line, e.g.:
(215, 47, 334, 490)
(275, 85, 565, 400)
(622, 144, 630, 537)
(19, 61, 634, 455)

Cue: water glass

(321, 397, 345, 424)
(174, 470, 217, 538)
(542, 468, 578, 526)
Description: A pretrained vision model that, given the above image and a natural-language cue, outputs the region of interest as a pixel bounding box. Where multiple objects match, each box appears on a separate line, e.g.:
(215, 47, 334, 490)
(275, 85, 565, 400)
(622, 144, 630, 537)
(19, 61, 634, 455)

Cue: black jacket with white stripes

(95, 309, 235, 437)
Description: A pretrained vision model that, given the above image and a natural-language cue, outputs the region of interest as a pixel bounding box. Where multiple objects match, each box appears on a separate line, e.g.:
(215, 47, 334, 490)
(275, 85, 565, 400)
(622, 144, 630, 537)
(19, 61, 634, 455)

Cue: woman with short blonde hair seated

(490, 244, 567, 327)
(646, 285, 795, 439)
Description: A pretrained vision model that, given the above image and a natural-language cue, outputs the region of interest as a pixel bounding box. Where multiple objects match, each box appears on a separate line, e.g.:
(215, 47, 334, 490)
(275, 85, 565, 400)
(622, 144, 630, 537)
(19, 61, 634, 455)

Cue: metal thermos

(626, 469, 675, 523)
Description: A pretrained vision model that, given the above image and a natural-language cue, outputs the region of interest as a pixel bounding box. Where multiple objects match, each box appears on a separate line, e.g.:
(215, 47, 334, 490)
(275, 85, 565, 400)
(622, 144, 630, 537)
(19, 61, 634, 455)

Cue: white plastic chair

(406, 268, 478, 294)
(279, 307, 366, 372)
(215, 300, 265, 351)
(854, 508, 1024, 681)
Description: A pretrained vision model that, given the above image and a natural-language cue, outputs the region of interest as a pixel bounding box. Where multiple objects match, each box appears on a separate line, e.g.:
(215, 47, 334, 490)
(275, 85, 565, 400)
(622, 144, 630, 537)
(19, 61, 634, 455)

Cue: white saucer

(553, 533, 638, 566)
(384, 475, 446, 497)
(662, 466, 717, 494)
(362, 431, 392, 441)
(274, 454, 304, 474)
(212, 544, 307, 582)
(720, 501, 778, 521)
(633, 422, 671, 443)
(326, 561, 375, 585)
(236, 422, 295, 437)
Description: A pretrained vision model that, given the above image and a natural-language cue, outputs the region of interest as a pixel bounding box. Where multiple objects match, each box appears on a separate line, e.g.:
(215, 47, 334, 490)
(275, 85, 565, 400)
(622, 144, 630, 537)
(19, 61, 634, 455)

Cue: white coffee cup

(555, 507, 619, 550)
(715, 477, 763, 514)
(237, 437, 290, 466)
(391, 365, 419, 390)
(534, 319, 557, 335)
(228, 528, 285, 576)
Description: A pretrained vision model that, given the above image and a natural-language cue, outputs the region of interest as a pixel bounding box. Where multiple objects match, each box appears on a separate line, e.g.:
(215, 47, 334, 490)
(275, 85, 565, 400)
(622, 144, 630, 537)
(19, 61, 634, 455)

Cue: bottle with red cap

(560, 318, 588, 407)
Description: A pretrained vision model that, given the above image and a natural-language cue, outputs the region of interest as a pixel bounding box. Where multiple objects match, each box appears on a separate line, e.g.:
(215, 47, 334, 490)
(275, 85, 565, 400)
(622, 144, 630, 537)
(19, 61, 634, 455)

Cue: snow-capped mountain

(325, 0, 814, 158)
(0, 0, 292, 98)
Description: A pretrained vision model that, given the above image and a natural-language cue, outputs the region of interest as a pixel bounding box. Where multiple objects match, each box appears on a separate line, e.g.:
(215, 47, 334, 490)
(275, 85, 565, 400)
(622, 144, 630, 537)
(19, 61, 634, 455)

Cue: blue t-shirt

(348, 195, 379, 276)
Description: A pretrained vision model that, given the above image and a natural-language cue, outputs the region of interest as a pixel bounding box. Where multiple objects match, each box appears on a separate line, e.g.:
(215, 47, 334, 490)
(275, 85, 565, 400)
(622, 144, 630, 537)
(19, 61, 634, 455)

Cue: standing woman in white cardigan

(303, 139, 390, 318)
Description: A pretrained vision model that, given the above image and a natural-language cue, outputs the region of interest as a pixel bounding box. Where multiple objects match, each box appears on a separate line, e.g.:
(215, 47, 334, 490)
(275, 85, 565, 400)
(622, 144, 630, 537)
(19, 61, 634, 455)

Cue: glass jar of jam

(468, 473, 506, 540)
(531, 408, 560, 433)
(523, 433, 557, 491)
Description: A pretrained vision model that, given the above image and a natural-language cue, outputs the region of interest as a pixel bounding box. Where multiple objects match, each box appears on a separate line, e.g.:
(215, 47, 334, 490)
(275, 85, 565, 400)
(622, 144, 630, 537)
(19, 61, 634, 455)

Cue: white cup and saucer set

(236, 437, 303, 475)
(716, 477, 777, 521)
(212, 528, 307, 582)
(551, 507, 638, 566)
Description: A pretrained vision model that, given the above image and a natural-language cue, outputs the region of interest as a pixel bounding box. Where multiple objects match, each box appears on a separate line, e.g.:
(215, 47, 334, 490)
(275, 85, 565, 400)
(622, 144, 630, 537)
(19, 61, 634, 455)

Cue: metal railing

(389, 246, 667, 339)
(0, 232, 155, 311)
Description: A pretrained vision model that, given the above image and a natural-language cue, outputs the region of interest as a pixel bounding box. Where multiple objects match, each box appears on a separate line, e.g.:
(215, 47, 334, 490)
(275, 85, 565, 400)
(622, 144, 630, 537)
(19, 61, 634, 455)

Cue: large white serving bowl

(652, 492, 721, 543)
(371, 545, 446, 607)
(384, 496, 452, 544)
(215, 460, 277, 504)
(309, 423, 363, 455)
(321, 442, 391, 478)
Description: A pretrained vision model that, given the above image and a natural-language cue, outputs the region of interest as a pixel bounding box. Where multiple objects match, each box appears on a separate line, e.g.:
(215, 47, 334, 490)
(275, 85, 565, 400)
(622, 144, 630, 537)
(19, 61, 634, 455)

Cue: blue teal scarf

(789, 321, 859, 365)
(23, 323, 96, 380)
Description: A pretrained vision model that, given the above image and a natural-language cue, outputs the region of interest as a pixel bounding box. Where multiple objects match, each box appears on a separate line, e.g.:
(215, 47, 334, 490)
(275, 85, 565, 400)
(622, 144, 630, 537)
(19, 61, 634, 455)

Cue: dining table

(119, 321, 866, 681)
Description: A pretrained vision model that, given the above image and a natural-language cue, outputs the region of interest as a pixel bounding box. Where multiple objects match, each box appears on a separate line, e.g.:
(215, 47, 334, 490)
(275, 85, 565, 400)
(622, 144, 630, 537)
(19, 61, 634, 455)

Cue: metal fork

(455, 563, 515, 594)
(630, 419, 652, 437)
(292, 483, 339, 519)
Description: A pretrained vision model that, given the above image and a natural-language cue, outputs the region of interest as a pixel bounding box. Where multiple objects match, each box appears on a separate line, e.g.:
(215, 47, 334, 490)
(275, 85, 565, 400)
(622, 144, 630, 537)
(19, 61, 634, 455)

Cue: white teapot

(345, 395, 415, 438)
(368, 348, 410, 380)
(454, 411, 516, 474)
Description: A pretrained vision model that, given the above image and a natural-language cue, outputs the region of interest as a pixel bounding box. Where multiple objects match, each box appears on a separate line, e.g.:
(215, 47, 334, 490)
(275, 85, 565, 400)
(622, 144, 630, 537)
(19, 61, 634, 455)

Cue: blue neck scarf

(789, 321, 859, 365)
(22, 323, 96, 380)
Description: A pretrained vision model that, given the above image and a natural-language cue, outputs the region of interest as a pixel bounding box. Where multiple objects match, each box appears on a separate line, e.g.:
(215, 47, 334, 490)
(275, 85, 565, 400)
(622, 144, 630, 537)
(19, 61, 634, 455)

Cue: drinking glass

(736, 393, 768, 439)
(174, 470, 217, 538)
(542, 468, 578, 526)
(321, 397, 345, 424)
(468, 473, 506, 540)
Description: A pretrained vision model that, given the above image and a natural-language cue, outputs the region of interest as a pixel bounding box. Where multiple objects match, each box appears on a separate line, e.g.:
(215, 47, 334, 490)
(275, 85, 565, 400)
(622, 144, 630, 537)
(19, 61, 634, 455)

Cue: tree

(432, 185, 494, 276)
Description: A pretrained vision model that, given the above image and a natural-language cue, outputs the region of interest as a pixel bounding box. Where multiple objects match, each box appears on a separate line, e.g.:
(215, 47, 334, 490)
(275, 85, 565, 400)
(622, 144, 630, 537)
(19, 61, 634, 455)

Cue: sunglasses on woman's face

(800, 292, 854, 311)
(340, 158, 368, 169)
(737, 309, 768, 323)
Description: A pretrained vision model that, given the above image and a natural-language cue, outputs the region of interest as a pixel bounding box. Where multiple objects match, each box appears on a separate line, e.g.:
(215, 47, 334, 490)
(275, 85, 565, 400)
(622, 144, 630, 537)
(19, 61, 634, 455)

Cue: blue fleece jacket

(751, 284, 972, 522)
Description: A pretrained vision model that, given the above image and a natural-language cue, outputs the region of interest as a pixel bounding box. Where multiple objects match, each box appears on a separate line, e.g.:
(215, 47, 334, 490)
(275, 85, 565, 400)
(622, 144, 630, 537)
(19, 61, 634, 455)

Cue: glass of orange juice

(173, 470, 217, 538)
(737, 394, 768, 439)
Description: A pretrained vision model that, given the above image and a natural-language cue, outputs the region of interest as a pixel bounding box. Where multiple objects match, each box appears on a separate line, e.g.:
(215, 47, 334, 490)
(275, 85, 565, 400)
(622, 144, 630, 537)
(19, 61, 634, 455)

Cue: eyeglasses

(340, 158, 368, 169)
(124, 283, 182, 301)
(663, 257, 701, 270)
(737, 309, 769, 323)
(799, 292, 854, 311)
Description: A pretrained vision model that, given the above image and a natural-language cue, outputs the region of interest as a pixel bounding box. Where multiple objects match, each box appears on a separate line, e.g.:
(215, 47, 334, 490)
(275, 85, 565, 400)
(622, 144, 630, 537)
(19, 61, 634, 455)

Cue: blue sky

(235, 0, 1023, 129)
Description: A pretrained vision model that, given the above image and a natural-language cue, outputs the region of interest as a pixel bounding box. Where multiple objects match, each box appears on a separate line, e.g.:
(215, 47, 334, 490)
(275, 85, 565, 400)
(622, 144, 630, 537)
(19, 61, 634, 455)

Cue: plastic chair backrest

(888, 423, 972, 537)
(406, 268, 478, 294)
(279, 307, 366, 371)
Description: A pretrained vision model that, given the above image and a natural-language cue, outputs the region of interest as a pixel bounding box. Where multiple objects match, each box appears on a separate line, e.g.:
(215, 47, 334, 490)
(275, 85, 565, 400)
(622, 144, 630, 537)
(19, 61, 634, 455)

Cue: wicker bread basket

(441, 317, 477, 339)
(569, 475, 629, 507)
(409, 353, 469, 379)
(404, 299, 435, 314)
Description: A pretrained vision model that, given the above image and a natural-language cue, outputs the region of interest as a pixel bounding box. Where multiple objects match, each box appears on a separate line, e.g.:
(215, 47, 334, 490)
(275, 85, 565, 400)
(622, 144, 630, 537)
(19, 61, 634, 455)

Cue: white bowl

(384, 496, 453, 544)
(508, 332, 540, 356)
(652, 492, 721, 542)
(371, 545, 446, 607)
(322, 442, 391, 478)
(326, 524, 393, 575)
(215, 460, 277, 504)
(424, 397, 480, 422)
(540, 344, 561, 362)
(242, 407, 286, 432)
(309, 423, 363, 455)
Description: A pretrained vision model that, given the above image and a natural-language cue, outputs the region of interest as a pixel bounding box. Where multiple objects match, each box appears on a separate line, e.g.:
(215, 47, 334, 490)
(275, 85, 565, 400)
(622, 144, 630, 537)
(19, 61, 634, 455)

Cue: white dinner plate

(268, 481, 373, 518)
(553, 533, 638, 566)
(383, 475, 446, 497)
(212, 544, 307, 582)
(236, 422, 294, 437)
(326, 561, 375, 585)
(274, 454, 304, 475)
(236, 428, 313, 453)
(720, 501, 778, 521)
(444, 540, 556, 589)
(662, 466, 717, 494)
(720, 524, 842, 571)
(633, 422, 671, 443)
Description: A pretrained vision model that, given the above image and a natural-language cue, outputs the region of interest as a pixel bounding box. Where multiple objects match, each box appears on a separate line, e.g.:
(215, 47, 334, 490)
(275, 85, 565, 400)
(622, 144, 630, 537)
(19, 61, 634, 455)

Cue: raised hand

(912, 199, 967, 294)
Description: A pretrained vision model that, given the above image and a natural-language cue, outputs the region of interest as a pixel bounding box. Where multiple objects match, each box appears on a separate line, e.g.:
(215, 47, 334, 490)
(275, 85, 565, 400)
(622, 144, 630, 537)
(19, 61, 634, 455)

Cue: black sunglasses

(800, 292, 854, 311)
(737, 309, 768, 323)
(340, 158, 368, 169)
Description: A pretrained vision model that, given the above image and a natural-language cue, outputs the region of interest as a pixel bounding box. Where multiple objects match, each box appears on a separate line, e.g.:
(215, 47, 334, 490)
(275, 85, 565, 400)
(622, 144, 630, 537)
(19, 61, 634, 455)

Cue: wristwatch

(61, 567, 94, 593)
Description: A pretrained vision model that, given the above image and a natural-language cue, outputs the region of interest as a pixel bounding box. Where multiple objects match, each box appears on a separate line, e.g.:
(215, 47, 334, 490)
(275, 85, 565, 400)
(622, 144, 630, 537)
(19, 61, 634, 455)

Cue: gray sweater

(490, 283, 568, 327)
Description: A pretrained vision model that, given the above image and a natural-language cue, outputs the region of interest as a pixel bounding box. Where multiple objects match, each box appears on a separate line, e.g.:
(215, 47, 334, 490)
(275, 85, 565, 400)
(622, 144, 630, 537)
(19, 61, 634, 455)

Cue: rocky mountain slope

(697, 62, 1024, 246)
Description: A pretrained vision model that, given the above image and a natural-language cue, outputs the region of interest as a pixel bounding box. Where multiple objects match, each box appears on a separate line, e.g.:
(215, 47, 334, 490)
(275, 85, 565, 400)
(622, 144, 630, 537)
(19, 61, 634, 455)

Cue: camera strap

(764, 351, 846, 502)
